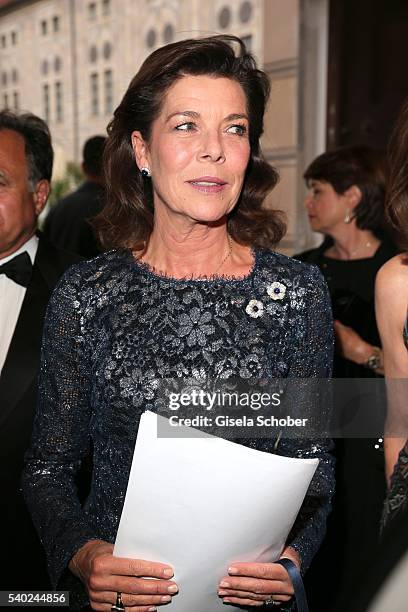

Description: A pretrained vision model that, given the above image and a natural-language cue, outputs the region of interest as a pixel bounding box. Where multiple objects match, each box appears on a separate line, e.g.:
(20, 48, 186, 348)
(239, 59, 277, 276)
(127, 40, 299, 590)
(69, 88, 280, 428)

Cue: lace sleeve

(22, 266, 100, 588)
(280, 264, 335, 573)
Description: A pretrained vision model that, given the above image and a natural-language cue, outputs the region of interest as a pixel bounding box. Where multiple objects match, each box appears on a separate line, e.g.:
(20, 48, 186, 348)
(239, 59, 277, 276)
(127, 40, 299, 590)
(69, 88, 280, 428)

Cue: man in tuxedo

(0, 111, 81, 590)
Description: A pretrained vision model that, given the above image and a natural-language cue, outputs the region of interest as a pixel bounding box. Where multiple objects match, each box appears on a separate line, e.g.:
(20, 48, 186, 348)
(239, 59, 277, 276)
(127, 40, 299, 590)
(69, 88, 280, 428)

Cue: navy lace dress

(23, 249, 335, 609)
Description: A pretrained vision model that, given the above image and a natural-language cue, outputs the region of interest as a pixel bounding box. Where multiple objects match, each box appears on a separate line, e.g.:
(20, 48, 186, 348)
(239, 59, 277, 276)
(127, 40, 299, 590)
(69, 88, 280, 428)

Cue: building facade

(0, 0, 328, 252)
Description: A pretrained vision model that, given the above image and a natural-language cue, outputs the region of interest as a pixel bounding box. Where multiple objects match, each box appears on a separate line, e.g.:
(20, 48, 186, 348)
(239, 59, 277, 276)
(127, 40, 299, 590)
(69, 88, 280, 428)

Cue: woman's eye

(227, 124, 247, 136)
(174, 122, 196, 131)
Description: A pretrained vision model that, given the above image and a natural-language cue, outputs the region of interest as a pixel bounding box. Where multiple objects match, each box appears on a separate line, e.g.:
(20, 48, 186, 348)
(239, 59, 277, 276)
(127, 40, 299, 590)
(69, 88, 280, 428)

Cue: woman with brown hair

(295, 146, 397, 611)
(23, 36, 334, 611)
(376, 98, 408, 527)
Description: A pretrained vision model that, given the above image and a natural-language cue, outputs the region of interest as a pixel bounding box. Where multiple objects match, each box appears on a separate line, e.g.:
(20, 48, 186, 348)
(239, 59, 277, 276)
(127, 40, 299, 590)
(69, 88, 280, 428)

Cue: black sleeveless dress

(295, 240, 397, 612)
(381, 314, 408, 531)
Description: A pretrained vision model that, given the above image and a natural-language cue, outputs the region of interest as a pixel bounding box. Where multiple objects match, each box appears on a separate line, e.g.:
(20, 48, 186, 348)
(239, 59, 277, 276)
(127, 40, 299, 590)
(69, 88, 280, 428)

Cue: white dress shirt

(0, 235, 39, 374)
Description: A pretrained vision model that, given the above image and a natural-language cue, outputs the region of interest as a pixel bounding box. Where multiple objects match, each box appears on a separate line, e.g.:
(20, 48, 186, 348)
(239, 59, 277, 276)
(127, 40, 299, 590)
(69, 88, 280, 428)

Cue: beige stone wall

(0, 0, 328, 251)
(0, 0, 75, 174)
(261, 0, 300, 254)
(0, 0, 265, 160)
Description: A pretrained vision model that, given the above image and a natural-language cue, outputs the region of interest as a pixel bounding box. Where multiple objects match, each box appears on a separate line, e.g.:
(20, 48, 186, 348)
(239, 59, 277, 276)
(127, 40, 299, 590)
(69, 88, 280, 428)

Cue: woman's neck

(324, 225, 380, 260)
(135, 218, 253, 279)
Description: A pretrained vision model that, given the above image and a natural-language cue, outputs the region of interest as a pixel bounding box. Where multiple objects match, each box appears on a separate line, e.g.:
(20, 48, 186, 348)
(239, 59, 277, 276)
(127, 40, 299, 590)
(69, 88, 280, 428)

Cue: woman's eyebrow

(165, 111, 249, 122)
(224, 113, 249, 122)
(165, 110, 200, 122)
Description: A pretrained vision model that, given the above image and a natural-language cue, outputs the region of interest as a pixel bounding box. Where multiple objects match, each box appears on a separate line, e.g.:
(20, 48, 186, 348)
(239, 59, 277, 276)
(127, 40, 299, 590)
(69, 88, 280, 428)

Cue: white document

(114, 411, 318, 611)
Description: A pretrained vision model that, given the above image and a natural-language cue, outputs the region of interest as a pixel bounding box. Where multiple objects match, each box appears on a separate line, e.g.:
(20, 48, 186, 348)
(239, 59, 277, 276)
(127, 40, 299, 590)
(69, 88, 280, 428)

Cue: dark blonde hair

(95, 35, 285, 250)
(386, 99, 408, 250)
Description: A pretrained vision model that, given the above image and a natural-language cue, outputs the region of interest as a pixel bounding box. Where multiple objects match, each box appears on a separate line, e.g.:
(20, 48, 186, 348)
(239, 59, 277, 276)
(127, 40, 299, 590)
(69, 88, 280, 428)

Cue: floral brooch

(266, 281, 286, 300)
(245, 282, 287, 318)
(245, 299, 264, 318)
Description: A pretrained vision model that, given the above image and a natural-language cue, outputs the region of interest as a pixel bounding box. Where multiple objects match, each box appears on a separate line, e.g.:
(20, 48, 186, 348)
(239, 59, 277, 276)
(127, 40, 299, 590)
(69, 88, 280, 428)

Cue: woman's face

(304, 179, 353, 234)
(132, 75, 251, 226)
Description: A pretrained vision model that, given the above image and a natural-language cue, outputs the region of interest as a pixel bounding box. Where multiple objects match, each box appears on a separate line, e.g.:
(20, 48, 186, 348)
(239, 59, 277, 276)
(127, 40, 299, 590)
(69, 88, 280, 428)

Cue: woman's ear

(131, 131, 150, 171)
(344, 185, 362, 209)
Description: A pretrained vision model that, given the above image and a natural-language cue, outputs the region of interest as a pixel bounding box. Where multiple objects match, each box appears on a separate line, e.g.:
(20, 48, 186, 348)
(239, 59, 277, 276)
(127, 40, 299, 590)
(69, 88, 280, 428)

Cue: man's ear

(131, 130, 150, 171)
(33, 179, 50, 216)
(344, 184, 362, 209)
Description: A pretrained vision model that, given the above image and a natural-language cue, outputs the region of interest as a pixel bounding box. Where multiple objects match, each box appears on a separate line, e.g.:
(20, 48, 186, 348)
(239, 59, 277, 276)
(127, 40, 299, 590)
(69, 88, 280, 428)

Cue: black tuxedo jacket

(0, 235, 81, 590)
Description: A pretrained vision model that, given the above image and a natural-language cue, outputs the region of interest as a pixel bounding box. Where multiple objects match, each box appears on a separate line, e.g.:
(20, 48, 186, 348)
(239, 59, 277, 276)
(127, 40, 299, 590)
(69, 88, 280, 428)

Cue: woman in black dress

(295, 146, 397, 611)
(377, 99, 408, 529)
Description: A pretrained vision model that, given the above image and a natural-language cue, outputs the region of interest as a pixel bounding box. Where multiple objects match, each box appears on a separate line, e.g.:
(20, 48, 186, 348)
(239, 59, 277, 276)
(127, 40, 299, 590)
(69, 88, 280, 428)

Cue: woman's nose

(198, 131, 225, 163)
(304, 193, 313, 209)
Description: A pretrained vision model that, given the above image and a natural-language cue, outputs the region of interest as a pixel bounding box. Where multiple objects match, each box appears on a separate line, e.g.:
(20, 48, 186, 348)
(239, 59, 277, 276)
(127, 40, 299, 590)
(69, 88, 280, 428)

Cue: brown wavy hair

(386, 98, 408, 250)
(94, 35, 285, 251)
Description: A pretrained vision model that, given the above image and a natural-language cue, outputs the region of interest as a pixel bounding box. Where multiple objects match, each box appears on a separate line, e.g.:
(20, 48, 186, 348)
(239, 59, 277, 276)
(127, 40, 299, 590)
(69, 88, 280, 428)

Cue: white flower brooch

(245, 282, 287, 318)
(245, 299, 264, 318)
(266, 281, 286, 300)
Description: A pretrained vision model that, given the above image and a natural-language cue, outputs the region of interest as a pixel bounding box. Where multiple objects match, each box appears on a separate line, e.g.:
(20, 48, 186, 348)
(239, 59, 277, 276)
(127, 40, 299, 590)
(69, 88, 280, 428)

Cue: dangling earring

(140, 167, 151, 178)
(344, 209, 352, 224)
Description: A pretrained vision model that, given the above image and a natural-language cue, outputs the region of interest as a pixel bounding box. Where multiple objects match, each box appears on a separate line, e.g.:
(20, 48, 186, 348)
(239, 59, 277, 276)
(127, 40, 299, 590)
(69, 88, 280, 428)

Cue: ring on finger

(264, 597, 282, 606)
(111, 591, 125, 612)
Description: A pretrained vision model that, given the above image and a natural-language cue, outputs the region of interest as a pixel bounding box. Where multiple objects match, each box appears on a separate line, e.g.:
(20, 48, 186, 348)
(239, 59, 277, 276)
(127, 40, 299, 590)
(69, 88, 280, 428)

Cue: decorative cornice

(0, 0, 39, 16)
(262, 146, 298, 163)
(263, 58, 298, 78)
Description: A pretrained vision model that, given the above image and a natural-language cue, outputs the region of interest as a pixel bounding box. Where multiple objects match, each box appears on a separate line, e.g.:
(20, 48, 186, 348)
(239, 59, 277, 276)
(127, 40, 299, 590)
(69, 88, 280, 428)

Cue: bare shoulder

(375, 254, 408, 375)
(376, 254, 408, 295)
(375, 254, 407, 337)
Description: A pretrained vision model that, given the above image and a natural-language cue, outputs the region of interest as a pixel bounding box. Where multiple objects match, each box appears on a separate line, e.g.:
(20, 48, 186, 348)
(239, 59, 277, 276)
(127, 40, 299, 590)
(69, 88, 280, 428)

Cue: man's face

(0, 129, 46, 258)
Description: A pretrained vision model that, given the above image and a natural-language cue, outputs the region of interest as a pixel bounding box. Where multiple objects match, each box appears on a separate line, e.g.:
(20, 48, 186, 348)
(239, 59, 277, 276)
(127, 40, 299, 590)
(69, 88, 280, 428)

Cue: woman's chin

(184, 208, 230, 225)
(309, 221, 325, 234)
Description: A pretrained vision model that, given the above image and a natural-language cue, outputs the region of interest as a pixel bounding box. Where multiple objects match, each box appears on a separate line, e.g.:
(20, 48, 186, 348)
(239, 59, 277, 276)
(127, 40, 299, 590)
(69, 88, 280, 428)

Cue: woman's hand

(217, 547, 298, 607)
(334, 320, 384, 373)
(69, 539, 178, 611)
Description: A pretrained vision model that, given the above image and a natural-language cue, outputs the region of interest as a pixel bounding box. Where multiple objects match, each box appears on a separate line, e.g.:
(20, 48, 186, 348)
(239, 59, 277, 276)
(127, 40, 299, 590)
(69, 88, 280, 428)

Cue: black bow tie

(0, 252, 33, 287)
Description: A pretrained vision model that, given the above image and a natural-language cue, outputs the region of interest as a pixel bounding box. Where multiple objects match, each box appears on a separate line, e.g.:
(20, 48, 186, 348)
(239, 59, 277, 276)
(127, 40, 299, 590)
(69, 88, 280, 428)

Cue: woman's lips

(187, 177, 227, 194)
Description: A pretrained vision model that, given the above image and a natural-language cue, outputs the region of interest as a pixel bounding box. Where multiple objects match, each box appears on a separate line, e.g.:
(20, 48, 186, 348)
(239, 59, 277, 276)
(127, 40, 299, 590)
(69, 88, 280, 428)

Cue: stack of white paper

(114, 411, 318, 611)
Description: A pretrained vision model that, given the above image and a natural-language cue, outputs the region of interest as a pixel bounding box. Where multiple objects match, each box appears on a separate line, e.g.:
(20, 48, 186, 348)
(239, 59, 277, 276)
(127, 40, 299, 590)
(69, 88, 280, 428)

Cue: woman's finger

(93, 555, 174, 579)
(222, 596, 265, 607)
(89, 574, 178, 596)
(90, 589, 173, 607)
(90, 603, 159, 612)
(218, 588, 267, 601)
(228, 562, 289, 581)
(219, 589, 292, 603)
(219, 576, 292, 595)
